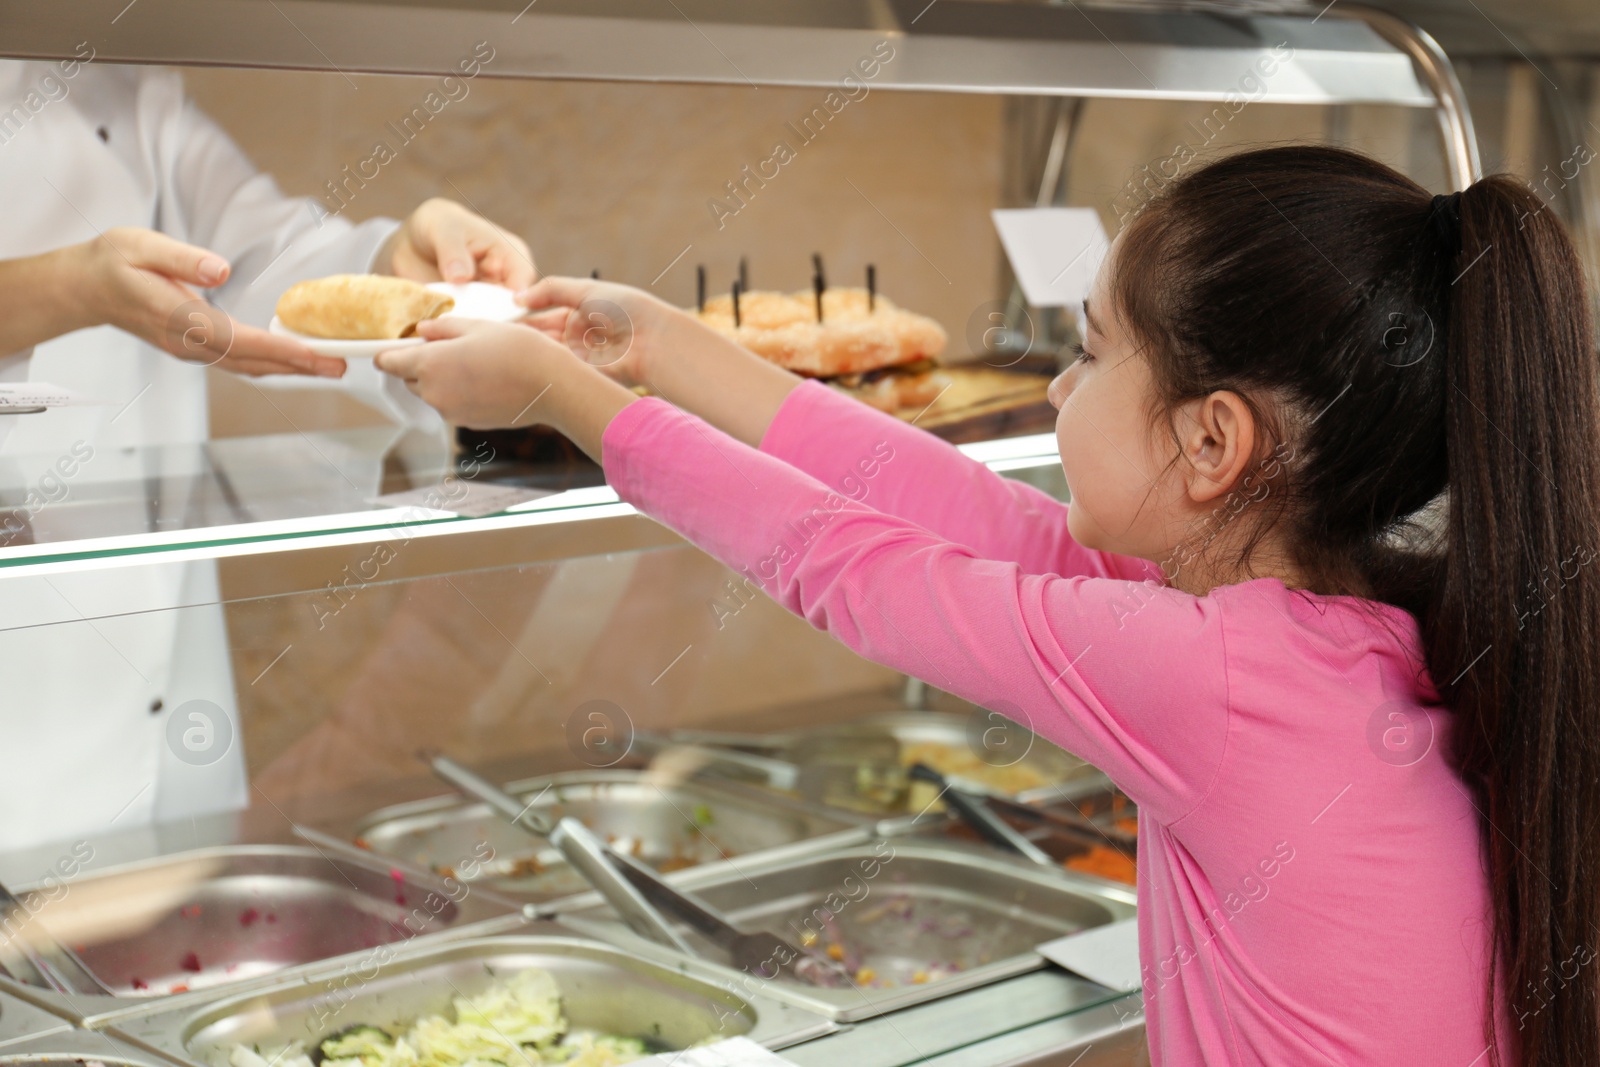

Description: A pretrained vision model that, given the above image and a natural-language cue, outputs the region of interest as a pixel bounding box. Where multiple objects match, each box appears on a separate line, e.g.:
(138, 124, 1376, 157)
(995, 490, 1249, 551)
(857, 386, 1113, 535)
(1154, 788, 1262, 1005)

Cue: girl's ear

(1178, 390, 1256, 505)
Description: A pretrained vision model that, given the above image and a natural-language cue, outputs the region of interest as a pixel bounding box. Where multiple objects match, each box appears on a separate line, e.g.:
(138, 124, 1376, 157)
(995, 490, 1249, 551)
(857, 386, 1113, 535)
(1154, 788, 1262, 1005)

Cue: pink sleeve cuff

(599, 394, 676, 504)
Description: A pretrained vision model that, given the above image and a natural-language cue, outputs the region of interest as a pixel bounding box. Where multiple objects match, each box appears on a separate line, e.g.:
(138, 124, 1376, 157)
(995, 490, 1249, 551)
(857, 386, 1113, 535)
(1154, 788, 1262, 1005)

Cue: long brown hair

(1111, 144, 1600, 1063)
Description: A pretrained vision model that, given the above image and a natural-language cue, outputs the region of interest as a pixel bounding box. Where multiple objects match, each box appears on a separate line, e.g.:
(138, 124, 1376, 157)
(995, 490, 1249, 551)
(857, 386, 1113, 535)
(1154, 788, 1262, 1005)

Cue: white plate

(427, 280, 525, 322)
(269, 281, 524, 358)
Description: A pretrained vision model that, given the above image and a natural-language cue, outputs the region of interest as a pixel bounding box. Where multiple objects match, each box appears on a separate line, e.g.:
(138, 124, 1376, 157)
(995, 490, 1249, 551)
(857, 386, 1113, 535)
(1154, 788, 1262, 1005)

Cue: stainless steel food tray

(0, 992, 72, 1049)
(0, 845, 525, 1029)
(108, 928, 836, 1065)
(554, 840, 1136, 1022)
(881, 782, 1141, 889)
(668, 711, 1112, 817)
(0, 1027, 170, 1064)
(335, 770, 871, 903)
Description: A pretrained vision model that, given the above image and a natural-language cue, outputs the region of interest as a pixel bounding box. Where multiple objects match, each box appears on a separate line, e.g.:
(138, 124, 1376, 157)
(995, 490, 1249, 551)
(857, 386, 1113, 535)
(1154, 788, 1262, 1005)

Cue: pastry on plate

(275, 274, 455, 340)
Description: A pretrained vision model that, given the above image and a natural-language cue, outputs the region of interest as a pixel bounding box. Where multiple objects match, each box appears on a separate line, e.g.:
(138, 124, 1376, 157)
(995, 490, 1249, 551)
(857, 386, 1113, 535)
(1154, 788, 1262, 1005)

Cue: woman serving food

(378, 144, 1600, 1065)
(0, 57, 532, 853)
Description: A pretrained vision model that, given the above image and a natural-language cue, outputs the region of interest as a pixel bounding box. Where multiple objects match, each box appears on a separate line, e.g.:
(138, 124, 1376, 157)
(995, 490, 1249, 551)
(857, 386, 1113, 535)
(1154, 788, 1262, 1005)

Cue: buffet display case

(7, 0, 1584, 1062)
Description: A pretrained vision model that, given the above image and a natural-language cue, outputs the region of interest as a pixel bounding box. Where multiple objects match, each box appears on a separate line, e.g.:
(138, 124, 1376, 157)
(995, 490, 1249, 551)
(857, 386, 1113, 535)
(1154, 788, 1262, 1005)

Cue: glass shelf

(0, 425, 1064, 575)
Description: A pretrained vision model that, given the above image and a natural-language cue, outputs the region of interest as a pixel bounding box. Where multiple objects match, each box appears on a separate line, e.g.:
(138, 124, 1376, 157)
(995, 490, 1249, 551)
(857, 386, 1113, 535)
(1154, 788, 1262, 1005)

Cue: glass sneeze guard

(0, 423, 1065, 575)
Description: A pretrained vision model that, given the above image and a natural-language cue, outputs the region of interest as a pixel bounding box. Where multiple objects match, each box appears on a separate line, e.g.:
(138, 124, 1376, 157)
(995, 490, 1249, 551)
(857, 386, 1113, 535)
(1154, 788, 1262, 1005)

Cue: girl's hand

(516, 275, 801, 447)
(373, 317, 636, 458)
(374, 318, 563, 429)
(516, 276, 691, 389)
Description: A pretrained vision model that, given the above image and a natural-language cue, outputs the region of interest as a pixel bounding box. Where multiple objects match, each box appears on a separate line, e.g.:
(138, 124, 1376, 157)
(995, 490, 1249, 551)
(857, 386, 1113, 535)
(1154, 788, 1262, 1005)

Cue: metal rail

(1333, 4, 1483, 189)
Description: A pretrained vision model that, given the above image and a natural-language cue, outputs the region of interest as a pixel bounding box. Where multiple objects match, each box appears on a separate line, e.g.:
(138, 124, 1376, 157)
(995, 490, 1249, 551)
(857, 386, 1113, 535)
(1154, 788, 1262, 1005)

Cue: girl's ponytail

(1432, 175, 1600, 1063)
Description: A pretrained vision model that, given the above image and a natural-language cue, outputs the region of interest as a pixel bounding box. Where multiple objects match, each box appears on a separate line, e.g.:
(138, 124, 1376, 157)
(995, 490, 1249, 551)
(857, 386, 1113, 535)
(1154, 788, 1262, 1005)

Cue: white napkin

(991, 207, 1110, 309)
(1037, 916, 1143, 992)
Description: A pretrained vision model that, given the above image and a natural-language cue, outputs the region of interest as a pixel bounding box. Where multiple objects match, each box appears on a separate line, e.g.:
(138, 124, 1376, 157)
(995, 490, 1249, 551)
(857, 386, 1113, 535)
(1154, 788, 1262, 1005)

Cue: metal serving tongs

(600, 843, 842, 987)
(980, 793, 1138, 852)
(427, 753, 690, 954)
(0, 879, 114, 995)
(427, 754, 832, 983)
(908, 762, 1060, 869)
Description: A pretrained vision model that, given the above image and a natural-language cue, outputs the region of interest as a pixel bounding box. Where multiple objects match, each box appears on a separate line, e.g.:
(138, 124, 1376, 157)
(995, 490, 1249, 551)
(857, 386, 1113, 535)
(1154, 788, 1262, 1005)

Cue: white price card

(634, 1038, 800, 1066)
(991, 207, 1110, 310)
(1037, 916, 1142, 992)
(0, 382, 104, 411)
(371, 481, 554, 518)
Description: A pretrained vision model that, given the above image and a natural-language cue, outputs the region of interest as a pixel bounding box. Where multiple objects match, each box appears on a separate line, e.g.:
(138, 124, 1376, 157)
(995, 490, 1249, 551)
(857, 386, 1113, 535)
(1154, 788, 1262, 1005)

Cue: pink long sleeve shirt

(601, 381, 1513, 1066)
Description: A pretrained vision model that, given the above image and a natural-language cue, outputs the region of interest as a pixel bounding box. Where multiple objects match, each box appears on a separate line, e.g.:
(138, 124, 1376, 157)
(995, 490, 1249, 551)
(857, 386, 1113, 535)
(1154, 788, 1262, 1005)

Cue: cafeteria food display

(693, 286, 950, 417)
(666, 711, 1100, 817)
(695, 286, 946, 385)
(225, 968, 651, 1067)
(348, 771, 862, 903)
(565, 841, 1136, 1021)
(275, 275, 455, 340)
(896, 738, 1054, 813)
(688, 258, 1053, 434)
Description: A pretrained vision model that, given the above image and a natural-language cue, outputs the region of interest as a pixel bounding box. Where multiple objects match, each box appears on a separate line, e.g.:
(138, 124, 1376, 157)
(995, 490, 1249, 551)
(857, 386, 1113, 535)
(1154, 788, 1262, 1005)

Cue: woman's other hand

(381, 198, 535, 290)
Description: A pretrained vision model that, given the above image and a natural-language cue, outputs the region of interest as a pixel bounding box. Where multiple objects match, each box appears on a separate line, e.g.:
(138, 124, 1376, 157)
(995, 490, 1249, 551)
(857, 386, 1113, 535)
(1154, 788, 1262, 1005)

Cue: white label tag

(0, 382, 104, 410)
(634, 1037, 800, 1066)
(1037, 916, 1143, 992)
(371, 481, 553, 518)
(991, 207, 1110, 310)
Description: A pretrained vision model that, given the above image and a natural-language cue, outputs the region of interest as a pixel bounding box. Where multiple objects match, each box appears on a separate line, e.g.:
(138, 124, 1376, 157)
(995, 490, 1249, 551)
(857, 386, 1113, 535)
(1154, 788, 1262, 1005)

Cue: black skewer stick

(866, 264, 876, 312)
(811, 253, 827, 322)
(732, 279, 743, 328)
(696, 265, 706, 313)
(738, 256, 749, 292)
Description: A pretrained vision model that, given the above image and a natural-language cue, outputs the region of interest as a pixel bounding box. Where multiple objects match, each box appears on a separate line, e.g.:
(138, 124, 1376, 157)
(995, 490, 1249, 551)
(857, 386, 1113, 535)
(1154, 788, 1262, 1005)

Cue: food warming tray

(0, 845, 525, 1029)
(0, 1029, 174, 1067)
(554, 840, 1136, 1022)
(0, 991, 72, 1048)
(341, 770, 870, 903)
(108, 929, 836, 1065)
(666, 712, 1110, 816)
(914, 783, 1141, 887)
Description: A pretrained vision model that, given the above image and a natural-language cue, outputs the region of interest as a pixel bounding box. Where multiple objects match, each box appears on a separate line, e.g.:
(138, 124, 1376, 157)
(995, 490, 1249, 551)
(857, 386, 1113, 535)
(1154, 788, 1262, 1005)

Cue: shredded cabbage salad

(227, 969, 650, 1067)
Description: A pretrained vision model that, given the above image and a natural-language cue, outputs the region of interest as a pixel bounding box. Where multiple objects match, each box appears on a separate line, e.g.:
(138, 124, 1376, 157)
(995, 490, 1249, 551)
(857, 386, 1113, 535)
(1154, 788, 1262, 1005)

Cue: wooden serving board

(900, 366, 1056, 443)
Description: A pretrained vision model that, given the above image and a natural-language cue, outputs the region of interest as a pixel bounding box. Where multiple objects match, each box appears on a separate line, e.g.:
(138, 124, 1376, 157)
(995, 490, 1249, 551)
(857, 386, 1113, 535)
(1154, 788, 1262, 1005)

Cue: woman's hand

(380, 198, 536, 290)
(518, 276, 802, 447)
(47, 227, 345, 377)
(373, 317, 636, 459)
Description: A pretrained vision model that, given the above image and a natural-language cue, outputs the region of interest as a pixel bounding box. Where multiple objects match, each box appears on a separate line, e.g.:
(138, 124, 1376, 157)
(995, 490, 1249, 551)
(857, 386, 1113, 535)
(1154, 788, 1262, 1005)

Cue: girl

(376, 145, 1600, 1066)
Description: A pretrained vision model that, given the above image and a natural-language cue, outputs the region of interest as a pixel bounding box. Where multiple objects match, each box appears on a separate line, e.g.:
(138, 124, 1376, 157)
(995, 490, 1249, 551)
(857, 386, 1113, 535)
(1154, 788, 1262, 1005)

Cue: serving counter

(0, 0, 1541, 1061)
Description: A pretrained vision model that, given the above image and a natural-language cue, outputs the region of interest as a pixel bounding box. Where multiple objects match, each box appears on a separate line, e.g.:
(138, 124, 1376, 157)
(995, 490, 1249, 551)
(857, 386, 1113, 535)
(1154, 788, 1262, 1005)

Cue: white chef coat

(0, 59, 440, 853)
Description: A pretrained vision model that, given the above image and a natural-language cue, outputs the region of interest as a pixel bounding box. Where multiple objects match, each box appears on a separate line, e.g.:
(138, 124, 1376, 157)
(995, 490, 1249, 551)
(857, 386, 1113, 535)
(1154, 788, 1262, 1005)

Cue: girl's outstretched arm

(761, 380, 1158, 582)
(604, 395, 1228, 825)
(522, 277, 1154, 582)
